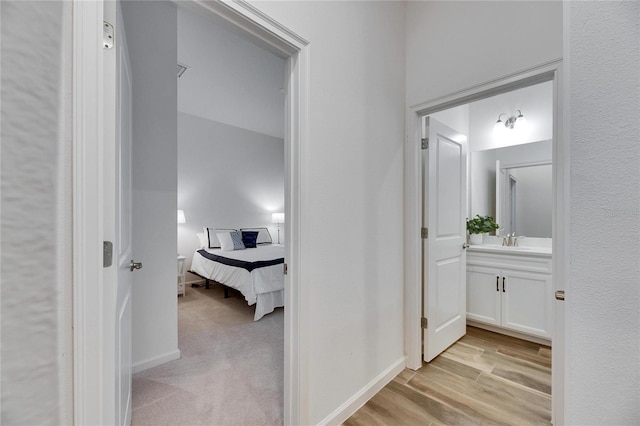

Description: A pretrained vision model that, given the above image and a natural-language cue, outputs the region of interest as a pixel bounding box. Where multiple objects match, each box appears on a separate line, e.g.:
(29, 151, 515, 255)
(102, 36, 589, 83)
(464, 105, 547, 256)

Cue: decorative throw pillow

(230, 231, 245, 250)
(217, 230, 245, 251)
(240, 227, 273, 245)
(241, 230, 259, 248)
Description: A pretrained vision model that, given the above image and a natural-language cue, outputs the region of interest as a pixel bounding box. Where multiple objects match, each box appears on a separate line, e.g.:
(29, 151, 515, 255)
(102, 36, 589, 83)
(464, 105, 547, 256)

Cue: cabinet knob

(462, 242, 470, 249)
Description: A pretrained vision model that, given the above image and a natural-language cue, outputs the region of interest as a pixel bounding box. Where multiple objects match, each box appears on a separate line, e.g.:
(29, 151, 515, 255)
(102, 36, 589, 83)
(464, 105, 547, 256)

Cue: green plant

(466, 215, 499, 235)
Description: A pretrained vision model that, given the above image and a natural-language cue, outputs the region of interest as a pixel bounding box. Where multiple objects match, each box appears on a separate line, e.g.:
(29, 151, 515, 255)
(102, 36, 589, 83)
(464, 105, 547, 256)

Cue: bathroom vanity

(466, 244, 552, 344)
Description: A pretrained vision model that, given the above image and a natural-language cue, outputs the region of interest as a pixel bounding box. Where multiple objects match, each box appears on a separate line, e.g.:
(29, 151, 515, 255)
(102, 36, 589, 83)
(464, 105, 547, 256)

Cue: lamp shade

(177, 209, 186, 224)
(514, 112, 529, 135)
(271, 212, 284, 224)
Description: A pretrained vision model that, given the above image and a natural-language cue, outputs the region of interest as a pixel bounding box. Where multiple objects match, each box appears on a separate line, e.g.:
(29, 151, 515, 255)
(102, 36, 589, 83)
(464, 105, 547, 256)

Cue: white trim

(317, 357, 406, 426)
(72, 1, 105, 424)
(131, 349, 181, 374)
(404, 62, 566, 422)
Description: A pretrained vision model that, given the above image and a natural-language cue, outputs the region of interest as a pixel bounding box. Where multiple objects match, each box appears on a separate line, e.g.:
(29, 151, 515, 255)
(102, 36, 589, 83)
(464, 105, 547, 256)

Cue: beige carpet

(131, 284, 284, 426)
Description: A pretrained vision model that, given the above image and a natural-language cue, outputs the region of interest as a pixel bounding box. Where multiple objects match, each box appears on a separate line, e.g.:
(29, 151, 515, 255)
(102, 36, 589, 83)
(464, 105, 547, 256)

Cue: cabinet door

(466, 265, 501, 326)
(501, 270, 552, 339)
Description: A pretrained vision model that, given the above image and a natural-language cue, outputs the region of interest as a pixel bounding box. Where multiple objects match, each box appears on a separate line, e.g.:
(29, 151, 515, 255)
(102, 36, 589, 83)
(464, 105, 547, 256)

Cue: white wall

(406, 1, 562, 107)
(178, 112, 285, 279)
(121, 1, 180, 371)
(0, 1, 72, 423)
(177, 8, 285, 139)
(431, 104, 469, 138)
(469, 81, 553, 151)
(566, 1, 640, 423)
(248, 2, 407, 423)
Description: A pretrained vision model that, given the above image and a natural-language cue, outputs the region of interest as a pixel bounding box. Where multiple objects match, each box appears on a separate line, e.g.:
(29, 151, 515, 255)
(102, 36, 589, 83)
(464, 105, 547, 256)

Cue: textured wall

(0, 1, 72, 424)
(566, 1, 640, 423)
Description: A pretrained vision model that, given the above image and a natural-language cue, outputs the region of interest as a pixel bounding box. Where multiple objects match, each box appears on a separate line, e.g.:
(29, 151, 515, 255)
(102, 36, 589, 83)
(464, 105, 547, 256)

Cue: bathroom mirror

(496, 161, 552, 237)
(470, 140, 552, 238)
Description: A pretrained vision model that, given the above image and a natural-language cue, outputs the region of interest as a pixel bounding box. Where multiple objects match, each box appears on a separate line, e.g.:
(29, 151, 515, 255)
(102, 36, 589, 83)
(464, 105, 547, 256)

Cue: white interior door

(104, 1, 134, 424)
(422, 117, 468, 362)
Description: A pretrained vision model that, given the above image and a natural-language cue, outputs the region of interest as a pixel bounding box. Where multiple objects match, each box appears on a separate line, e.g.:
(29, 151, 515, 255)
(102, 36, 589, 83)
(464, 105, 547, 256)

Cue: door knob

(129, 260, 143, 271)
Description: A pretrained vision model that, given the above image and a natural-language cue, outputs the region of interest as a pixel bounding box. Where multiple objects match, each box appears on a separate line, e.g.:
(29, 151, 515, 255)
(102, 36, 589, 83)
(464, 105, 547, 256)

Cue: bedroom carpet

(131, 284, 284, 426)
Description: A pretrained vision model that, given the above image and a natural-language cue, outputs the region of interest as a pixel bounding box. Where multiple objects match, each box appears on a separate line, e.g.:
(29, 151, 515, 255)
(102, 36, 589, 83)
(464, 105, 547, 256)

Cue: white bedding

(190, 245, 284, 320)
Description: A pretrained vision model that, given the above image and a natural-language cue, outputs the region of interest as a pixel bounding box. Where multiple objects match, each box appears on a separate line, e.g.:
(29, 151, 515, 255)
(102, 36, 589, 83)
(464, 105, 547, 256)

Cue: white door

(422, 117, 468, 362)
(104, 1, 135, 424)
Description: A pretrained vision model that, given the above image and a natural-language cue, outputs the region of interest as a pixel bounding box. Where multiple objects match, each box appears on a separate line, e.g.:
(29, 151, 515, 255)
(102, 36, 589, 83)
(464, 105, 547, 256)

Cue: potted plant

(466, 215, 499, 245)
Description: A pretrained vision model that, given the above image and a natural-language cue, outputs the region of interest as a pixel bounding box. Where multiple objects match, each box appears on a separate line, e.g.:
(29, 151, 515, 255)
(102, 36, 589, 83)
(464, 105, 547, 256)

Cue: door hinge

(421, 138, 429, 150)
(421, 317, 428, 329)
(103, 241, 113, 267)
(283, 263, 288, 275)
(103, 21, 114, 49)
(421, 227, 428, 239)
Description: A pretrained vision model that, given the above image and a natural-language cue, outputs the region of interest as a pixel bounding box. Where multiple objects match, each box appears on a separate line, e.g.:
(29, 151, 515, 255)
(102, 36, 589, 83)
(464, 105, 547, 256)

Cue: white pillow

(217, 230, 245, 251)
(196, 232, 207, 249)
(204, 226, 236, 248)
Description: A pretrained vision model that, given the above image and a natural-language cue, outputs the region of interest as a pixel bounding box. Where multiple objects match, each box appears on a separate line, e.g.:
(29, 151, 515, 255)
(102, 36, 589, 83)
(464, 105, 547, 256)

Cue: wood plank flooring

(344, 327, 552, 426)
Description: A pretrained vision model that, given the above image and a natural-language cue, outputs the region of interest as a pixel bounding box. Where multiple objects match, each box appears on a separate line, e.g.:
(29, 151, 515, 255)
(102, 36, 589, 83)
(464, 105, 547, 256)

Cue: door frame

(404, 59, 566, 423)
(71, 1, 310, 424)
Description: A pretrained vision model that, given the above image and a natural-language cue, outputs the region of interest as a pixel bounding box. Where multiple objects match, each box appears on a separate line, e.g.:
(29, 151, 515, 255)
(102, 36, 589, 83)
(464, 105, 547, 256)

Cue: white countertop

(468, 244, 552, 257)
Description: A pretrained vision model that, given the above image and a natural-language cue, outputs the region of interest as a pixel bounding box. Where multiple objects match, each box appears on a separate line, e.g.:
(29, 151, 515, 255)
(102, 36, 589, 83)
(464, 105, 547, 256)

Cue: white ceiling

(177, 8, 286, 139)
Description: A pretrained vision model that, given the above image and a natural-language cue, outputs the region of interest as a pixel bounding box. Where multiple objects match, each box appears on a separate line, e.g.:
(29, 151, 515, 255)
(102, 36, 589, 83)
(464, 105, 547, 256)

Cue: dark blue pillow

(241, 231, 259, 248)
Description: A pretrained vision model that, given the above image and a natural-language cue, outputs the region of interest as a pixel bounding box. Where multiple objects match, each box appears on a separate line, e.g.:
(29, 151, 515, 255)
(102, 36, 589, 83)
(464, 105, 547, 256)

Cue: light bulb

(514, 112, 529, 136)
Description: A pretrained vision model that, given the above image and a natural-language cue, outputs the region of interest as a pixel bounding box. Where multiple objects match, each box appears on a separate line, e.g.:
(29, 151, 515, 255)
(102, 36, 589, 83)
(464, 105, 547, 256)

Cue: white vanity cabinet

(466, 248, 552, 341)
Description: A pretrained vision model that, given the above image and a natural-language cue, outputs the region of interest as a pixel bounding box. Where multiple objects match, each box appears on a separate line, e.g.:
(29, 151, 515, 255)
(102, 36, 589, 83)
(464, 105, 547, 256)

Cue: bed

(190, 227, 284, 321)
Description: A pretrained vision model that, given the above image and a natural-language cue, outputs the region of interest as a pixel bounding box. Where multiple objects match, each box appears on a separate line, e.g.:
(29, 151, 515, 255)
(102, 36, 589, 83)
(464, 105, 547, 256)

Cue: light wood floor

(344, 327, 552, 426)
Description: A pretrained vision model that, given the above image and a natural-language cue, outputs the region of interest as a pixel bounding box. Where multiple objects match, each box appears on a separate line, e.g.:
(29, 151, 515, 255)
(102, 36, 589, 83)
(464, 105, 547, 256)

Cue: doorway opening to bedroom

(170, 6, 285, 425)
(127, 4, 298, 425)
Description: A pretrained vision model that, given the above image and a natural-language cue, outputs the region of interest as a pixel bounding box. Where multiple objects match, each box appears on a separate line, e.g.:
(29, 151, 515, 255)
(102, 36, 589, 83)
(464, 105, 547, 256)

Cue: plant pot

(469, 233, 484, 245)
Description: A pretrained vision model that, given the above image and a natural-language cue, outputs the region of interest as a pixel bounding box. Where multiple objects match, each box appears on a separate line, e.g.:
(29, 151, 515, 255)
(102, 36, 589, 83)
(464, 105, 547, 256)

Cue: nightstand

(177, 255, 186, 296)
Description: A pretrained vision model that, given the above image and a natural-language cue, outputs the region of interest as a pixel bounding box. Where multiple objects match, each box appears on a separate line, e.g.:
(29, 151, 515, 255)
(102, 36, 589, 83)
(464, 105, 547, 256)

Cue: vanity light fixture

(493, 110, 529, 136)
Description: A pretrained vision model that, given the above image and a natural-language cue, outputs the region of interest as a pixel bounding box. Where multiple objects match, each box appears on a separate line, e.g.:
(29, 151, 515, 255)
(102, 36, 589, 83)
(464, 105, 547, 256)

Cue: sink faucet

(502, 233, 518, 247)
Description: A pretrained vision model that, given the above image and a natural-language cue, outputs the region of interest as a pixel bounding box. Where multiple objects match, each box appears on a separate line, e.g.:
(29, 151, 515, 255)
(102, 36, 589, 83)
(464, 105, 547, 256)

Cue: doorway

(404, 61, 566, 423)
(72, 1, 309, 424)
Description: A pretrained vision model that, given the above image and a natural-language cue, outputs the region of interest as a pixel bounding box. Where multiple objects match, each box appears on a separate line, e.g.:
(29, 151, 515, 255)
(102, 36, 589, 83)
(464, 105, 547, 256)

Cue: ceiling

(177, 8, 286, 139)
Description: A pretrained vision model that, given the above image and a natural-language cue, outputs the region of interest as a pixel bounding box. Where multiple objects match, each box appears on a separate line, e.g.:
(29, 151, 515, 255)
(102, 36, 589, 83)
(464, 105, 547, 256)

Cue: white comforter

(190, 245, 285, 320)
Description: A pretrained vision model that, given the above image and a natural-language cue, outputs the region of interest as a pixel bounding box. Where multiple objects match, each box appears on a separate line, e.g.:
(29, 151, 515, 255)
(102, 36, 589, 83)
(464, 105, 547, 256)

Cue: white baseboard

(132, 349, 181, 374)
(318, 356, 405, 426)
